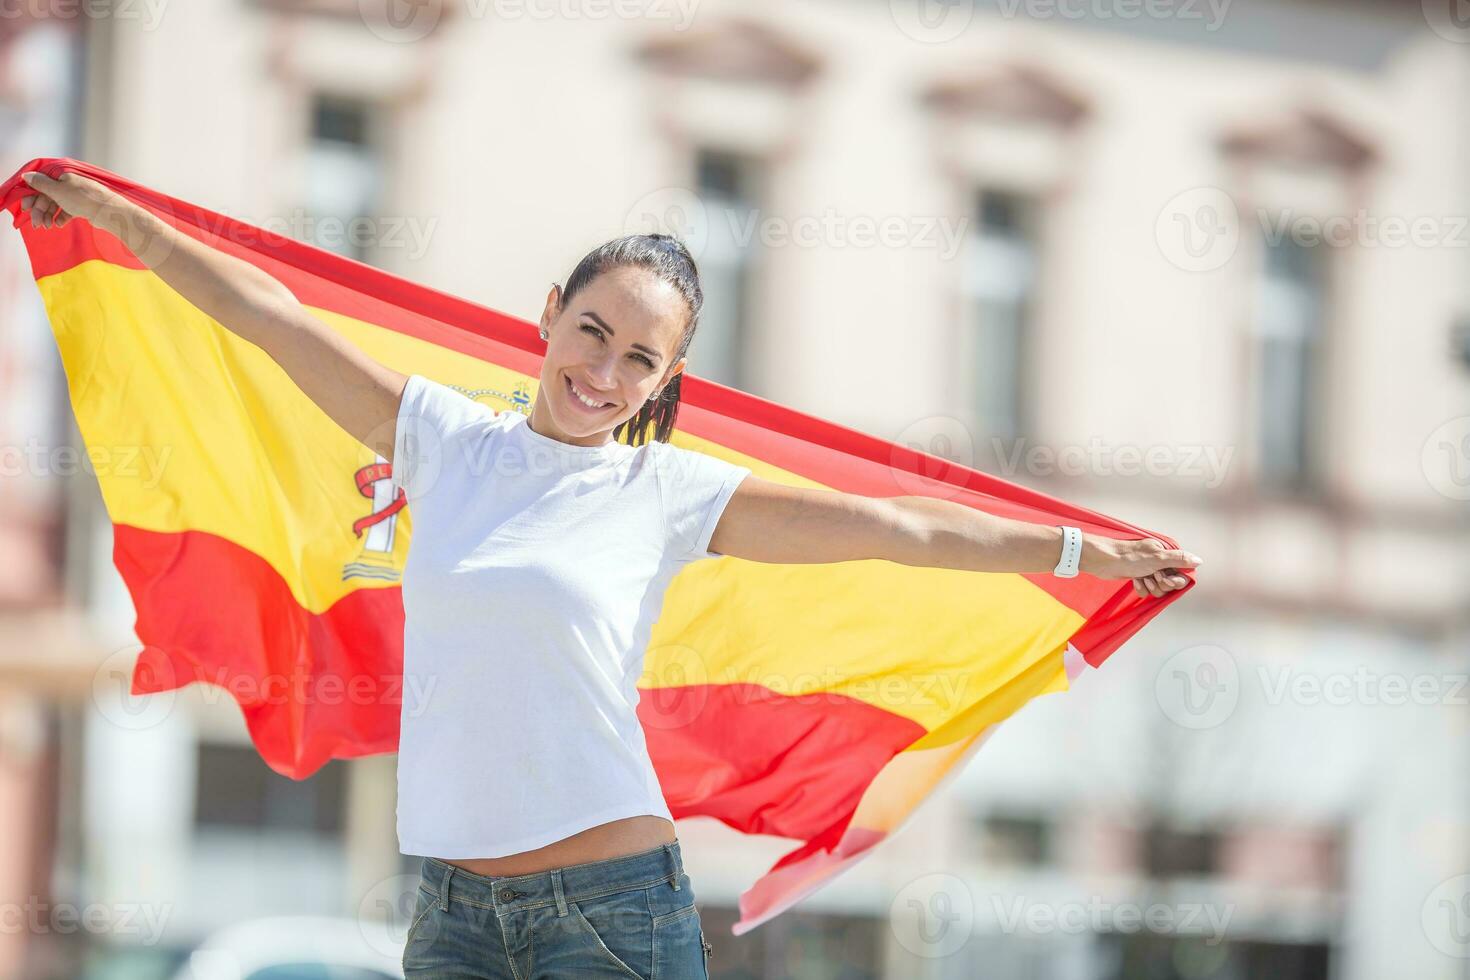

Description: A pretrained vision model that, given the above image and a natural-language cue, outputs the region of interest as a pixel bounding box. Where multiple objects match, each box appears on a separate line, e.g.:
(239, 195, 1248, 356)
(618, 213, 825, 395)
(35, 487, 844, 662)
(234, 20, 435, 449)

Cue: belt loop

(552, 869, 568, 917)
(665, 843, 682, 891)
(439, 864, 454, 912)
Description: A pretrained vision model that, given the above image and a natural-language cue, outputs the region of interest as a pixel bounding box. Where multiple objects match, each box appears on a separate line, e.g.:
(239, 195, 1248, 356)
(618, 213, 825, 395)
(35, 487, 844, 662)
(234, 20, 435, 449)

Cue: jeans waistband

(419, 840, 686, 916)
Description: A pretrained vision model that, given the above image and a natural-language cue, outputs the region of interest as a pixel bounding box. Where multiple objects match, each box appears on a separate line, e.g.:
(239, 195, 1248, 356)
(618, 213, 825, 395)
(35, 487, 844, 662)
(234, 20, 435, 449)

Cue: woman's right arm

(19, 170, 408, 461)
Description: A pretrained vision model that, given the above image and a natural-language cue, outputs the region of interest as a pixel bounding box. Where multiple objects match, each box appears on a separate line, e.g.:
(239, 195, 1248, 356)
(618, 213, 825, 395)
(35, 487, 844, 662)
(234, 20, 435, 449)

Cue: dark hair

(559, 233, 703, 446)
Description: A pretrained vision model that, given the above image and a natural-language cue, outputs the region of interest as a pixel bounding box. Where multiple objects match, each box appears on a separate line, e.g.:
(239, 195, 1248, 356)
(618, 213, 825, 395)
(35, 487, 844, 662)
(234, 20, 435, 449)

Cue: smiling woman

(15, 168, 1198, 979)
(532, 235, 706, 448)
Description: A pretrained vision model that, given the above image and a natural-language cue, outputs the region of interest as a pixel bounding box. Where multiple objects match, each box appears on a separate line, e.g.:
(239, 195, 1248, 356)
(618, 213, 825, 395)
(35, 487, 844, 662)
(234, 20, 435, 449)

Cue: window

(962, 189, 1039, 447)
(194, 742, 346, 835)
(691, 148, 762, 392)
(1103, 934, 1329, 980)
(1254, 235, 1327, 490)
(304, 94, 383, 264)
(1143, 824, 1222, 878)
(976, 813, 1052, 868)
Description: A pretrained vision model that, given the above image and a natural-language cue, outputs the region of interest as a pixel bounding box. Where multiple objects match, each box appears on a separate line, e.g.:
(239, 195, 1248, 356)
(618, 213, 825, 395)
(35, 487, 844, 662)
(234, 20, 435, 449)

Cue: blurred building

(0, 10, 94, 980)
(2, 0, 1467, 978)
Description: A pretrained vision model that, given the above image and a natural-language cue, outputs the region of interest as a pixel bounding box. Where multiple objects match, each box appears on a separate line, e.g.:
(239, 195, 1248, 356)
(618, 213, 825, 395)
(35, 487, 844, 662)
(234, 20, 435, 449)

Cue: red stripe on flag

(115, 524, 406, 779)
(649, 683, 924, 840)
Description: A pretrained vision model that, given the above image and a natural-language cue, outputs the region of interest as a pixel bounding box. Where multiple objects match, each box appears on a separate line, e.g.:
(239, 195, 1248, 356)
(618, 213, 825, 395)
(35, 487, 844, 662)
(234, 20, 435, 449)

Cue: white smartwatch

(1053, 525, 1083, 578)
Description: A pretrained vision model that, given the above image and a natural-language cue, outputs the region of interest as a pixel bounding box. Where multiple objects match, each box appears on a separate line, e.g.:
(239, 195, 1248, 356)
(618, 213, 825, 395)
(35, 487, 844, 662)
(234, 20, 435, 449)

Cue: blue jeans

(403, 840, 712, 979)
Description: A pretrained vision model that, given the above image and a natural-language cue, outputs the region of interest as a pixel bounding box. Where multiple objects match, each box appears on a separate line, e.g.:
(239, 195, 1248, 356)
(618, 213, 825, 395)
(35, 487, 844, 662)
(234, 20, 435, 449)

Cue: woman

(20, 170, 1199, 979)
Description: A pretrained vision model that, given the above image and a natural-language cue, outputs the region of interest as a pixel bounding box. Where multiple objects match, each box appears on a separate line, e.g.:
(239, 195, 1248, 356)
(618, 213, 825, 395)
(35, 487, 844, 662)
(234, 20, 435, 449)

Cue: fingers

(19, 172, 83, 230)
(28, 195, 61, 229)
(18, 188, 66, 230)
(1132, 567, 1192, 599)
(20, 173, 54, 227)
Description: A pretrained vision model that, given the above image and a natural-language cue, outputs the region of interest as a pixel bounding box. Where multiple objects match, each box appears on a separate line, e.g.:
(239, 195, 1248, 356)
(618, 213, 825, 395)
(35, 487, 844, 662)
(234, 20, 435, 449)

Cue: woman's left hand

(1081, 536, 1202, 598)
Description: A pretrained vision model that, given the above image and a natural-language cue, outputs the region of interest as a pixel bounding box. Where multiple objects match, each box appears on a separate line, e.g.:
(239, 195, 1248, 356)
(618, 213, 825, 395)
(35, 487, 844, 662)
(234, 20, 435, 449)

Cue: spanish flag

(2, 158, 1191, 934)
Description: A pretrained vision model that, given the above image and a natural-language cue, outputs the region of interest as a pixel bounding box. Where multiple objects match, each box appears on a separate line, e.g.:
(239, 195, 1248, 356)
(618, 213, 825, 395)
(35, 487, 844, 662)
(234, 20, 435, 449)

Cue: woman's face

(533, 265, 689, 446)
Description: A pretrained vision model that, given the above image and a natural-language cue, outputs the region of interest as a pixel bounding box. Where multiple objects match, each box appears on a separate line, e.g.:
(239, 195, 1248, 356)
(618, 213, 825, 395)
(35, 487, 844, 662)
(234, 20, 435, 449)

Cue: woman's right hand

(19, 170, 122, 228)
(18, 165, 407, 466)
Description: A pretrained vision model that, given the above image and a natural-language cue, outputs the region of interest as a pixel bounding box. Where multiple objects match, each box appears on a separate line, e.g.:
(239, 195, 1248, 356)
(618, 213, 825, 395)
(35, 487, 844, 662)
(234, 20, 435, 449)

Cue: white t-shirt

(388, 373, 751, 858)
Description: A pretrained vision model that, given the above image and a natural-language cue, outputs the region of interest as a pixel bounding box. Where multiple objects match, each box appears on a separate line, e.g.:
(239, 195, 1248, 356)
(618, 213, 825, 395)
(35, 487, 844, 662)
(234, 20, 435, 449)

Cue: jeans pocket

(403, 885, 438, 950)
(568, 891, 654, 980)
(652, 903, 707, 979)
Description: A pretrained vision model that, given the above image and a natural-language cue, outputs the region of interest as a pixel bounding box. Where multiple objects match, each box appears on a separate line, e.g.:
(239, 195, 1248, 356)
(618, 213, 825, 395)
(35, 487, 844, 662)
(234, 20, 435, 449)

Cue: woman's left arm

(707, 476, 1202, 598)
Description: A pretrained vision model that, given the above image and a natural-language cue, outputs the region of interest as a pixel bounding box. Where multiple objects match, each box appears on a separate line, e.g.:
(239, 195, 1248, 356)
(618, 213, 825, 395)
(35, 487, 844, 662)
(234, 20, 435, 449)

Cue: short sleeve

(389, 374, 494, 502)
(654, 441, 752, 563)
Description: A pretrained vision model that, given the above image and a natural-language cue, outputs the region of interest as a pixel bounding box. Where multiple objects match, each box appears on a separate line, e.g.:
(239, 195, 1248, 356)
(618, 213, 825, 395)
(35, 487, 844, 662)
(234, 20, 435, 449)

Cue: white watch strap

(1053, 525, 1083, 578)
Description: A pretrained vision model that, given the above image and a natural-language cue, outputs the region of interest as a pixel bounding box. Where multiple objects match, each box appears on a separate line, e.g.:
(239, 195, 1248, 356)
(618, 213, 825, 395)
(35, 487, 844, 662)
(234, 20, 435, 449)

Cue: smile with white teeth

(566, 375, 613, 410)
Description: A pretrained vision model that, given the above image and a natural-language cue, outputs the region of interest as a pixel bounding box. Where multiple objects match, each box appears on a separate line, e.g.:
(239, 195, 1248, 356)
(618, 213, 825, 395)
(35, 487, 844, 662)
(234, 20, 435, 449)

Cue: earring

(539, 329, 548, 340)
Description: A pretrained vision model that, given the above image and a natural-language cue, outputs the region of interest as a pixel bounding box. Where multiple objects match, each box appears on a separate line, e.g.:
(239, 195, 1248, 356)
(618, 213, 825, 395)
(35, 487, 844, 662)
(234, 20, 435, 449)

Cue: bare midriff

(439, 815, 678, 878)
